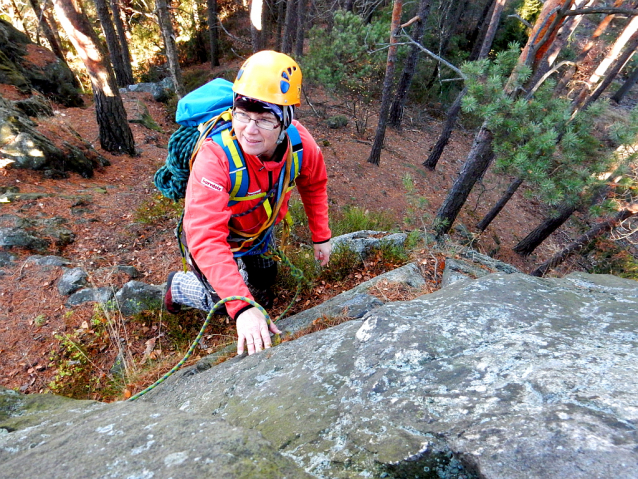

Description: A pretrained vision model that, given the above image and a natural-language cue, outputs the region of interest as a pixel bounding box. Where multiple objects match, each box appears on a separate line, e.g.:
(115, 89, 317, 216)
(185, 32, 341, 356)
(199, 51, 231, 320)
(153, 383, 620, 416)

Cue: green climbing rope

(127, 247, 307, 402)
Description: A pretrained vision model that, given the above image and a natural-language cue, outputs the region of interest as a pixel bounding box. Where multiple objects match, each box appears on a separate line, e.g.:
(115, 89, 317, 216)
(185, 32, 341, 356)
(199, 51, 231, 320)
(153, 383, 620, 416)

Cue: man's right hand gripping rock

(236, 307, 282, 356)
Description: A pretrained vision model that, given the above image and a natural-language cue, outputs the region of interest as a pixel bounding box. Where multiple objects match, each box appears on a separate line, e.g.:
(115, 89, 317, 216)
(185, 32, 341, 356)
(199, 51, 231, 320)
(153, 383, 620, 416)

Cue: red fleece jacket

(183, 120, 330, 319)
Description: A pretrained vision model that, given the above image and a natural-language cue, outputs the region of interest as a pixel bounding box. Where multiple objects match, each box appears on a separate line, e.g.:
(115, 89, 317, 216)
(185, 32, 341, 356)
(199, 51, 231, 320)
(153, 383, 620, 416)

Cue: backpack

(153, 78, 303, 257)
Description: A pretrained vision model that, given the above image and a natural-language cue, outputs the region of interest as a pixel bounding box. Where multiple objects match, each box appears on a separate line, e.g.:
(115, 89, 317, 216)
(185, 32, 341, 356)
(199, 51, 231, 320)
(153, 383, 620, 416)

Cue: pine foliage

(303, 10, 388, 106)
(460, 45, 636, 209)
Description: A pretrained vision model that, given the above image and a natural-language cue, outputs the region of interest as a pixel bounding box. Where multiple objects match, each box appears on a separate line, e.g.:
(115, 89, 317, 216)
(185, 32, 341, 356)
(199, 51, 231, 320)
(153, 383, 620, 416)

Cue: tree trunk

(526, 0, 591, 89)
(572, 12, 638, 111)
(423, 0, 506, 170)
(555, 0, 624, 95)
(468, 0, 496, 61)
(611, 66, 638, 103)
(432, 0, 577, 238)
(250, 0, 263, 52)
(53, 0, 135, 155)
(423, 87, 466, 170)
(276, 0, 285, 51)
(423, 0, 466, 88)
(29, 0, 67, 64)
(578, 28, 638, 112)
(93, 0, 129, 87)
(109, 0, 134, 84)
(156, 0, 184, 97)
(433, 125, 493, 237)
(294, 0, 306, 57)
(531, 206, 638, 276)
(387, 0, 432, 129)
(367, 0, 403, 166)
(513, 202, 578, 256)
(477, 176, 524, 231)
(281, 0, 298, 54)
(10, 0, 32, 41)
(206, 0, 220, 67)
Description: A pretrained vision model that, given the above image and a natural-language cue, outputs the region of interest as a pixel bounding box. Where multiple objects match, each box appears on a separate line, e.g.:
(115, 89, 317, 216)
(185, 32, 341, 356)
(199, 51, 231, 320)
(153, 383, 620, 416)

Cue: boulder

(113, 280, 163, 316)
(25, 255, 72, 268)
(12, 94, 53, 118)
(57, 267, 88, 295)
(66, 287, 115, 307)
(332, 230, 408, 257)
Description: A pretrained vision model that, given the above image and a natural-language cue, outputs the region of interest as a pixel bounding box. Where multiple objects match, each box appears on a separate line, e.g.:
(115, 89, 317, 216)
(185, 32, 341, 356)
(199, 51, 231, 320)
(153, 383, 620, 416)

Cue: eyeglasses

(233, 110, 280, 131)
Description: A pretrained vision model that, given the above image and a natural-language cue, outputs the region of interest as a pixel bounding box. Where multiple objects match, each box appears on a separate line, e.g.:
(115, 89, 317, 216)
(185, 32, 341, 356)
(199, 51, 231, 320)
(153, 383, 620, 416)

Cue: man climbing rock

(164, 51, 331, 356)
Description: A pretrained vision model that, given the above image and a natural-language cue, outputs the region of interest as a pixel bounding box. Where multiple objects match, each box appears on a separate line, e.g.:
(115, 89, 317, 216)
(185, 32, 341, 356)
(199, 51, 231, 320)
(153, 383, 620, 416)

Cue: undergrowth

(49, 204, 425, 401)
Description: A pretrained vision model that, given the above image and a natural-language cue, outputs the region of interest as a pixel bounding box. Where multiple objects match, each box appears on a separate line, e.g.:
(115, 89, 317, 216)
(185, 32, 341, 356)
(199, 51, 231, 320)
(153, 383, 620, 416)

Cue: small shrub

(134, 195, 183, 224)
(326, 115, 349, 129)
(330, 205, 397, 237)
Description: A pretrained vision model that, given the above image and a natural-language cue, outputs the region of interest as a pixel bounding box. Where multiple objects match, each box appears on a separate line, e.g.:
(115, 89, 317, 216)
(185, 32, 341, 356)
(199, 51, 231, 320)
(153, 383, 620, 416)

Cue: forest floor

(1, 62, 634, 400)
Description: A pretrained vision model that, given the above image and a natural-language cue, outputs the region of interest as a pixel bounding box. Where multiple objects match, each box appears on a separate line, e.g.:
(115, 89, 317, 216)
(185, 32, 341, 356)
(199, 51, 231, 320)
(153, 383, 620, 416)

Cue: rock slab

(2, 272, 637, 479)
(146, 272, 638, 479)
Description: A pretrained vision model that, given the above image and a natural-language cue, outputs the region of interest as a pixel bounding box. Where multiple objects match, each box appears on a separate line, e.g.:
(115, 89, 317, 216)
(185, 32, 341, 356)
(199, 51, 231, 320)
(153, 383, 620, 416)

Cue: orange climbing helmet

(233, 50, 302, 107)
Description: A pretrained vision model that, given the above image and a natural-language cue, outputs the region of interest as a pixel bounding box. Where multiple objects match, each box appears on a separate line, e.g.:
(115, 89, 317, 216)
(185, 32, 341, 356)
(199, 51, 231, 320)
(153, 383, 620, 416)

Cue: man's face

(232, 107, 282, 160)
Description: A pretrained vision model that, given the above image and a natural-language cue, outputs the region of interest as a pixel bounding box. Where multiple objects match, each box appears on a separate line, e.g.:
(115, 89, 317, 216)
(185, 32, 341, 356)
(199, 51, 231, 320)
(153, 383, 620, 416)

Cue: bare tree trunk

(513, 202, 578, 256)
(477, 177, 524, 231)
(206, 0, 220, 67)
(531, 206, 638, 276)
(611, 66, 638, 103)
(53, 0, 135, 155)
(469, 0, 496, 61)
(93, 0, 129, 87)
(29, 0, 67, 64)
(156, 0, 184, 97)
(281, 0, 298, 54)
(367, 0, 403, 166)
(10, 0, 32, 41)
(387, 0, 432, 129)
(527, 0, 591, 89)
(109, 0, 134, 84)
(276, 0, 285, 51)
(572, 12, 638, 111)
(294, 0, 306, 57)
(423, 0, 507, 170)
(423, 87, 466, 170)
(423, 0, 467, 89)
(578, 29, 638, 111)
(250, 0, 263, 52)
(433, 126, 493, 236)
(555, 0, 624, 95)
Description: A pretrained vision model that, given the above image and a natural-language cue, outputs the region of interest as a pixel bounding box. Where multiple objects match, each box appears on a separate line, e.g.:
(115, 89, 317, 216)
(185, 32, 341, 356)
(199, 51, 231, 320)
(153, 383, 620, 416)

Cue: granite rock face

(0, 389, 310, 479)
(1, 271, 637, 479)
(145, 272, 638, 478)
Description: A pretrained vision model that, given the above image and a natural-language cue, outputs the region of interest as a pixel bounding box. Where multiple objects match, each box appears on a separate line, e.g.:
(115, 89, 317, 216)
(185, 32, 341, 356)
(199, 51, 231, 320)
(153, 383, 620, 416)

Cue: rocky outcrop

(1, 269, 636, 478)
(0, 19, 82, 107)
(0, 98, 108, 177)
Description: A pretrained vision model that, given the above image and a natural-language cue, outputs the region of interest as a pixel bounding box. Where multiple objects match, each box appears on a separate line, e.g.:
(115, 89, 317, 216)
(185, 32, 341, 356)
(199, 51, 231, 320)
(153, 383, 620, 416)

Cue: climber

(164, 50, 332, 356)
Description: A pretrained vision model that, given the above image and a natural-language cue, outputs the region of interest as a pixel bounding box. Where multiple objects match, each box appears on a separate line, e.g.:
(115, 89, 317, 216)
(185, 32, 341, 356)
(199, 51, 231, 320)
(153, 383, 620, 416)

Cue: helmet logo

(280, 66, 297, 97)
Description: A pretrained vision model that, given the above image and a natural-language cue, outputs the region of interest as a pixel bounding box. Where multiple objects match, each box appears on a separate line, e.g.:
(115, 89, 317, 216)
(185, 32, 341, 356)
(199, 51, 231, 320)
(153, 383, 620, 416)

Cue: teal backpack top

(154, 78, 303, 203)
